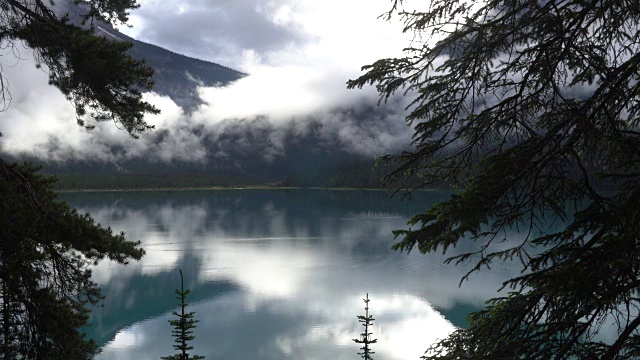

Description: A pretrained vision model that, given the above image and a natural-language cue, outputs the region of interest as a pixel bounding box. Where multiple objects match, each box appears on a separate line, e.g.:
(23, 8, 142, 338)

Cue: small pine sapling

(353, 293, 377, 360)
(161, 269, 204, 360)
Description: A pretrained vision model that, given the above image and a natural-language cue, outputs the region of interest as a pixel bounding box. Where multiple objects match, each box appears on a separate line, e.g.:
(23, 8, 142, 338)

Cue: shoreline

(55, 186, 400, 193)
(56, 186, 444, 193)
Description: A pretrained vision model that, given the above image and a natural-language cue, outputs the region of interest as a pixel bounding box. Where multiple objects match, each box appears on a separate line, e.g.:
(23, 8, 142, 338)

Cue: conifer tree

(0, 278, 25, 358)
(162, 269, 204, 360)
(0, 0, 158, 134)
(353, 293, 377, 360)
(0, 161, 145, 358)
(1, 0, 157, 357)
(349, 0, 640, 358)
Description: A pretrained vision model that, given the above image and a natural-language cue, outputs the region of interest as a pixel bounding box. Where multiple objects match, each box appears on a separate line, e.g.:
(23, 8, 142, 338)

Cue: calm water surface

(60, 189, 528, 359)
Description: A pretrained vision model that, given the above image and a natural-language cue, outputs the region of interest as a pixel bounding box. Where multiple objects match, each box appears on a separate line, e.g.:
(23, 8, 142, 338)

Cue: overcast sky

(0, 0, 418, 163)
(120, 0, 408, 74)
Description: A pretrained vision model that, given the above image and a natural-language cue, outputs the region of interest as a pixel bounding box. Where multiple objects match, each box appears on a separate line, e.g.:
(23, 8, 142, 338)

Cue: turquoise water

(61, 189, 521, 359)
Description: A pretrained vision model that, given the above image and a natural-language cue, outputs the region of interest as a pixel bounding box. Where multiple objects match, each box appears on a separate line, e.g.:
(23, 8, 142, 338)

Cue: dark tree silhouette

(162, 270, 204, 360)
(349, 0, 640, 359)
(0, 0, 157, 357)
(0, 0, 158, 134)
(0, 162, 144, 357)
(354, 293, 377, 360)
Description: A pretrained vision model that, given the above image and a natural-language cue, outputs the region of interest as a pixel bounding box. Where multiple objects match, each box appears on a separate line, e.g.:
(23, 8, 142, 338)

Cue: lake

(60, 189, 526, 359)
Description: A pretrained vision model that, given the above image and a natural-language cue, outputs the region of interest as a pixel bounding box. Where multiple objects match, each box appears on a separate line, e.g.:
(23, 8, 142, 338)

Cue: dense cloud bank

(0, 59, 413, 165)
(0, 0, 417, 165)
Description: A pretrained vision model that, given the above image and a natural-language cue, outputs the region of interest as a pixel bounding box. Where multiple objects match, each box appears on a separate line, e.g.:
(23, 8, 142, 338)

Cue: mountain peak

(97, 23, 246, 110)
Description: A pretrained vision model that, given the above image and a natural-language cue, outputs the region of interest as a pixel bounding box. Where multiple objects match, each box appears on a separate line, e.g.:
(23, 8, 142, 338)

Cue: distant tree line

(51, 173, 265, 190)
(49, 158, 396, 190)
(48, 155, 613, 192)
(280, 158, 391, 189)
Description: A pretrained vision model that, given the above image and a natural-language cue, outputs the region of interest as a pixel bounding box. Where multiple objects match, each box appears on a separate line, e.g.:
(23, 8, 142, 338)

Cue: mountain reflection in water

(60, 189, 531, 359)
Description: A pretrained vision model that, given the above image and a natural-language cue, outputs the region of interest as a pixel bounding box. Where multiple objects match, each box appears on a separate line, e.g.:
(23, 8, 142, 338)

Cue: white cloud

(1, 0, 417, 163)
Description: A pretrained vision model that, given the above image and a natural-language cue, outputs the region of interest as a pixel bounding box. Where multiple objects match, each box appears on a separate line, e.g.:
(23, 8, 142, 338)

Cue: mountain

(94, 24, 246, 110)
(2, 5, 400, 189)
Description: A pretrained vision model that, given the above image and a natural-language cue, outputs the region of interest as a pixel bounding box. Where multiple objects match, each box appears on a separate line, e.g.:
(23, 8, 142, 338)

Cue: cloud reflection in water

(61, 190, 525, 359)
